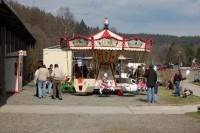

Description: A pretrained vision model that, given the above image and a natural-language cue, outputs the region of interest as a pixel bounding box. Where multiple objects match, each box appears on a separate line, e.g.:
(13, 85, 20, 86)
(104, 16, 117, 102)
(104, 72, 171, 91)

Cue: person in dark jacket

(173, 69, 182, 96)
(144, 65, 157, 103)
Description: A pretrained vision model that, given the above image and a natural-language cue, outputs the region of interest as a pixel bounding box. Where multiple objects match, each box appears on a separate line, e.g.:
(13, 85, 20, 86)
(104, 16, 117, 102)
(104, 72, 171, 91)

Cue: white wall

(43, 48, 72, 77)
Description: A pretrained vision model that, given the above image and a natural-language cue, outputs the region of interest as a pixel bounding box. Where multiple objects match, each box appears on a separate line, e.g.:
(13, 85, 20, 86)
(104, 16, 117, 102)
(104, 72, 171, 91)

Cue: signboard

(72, 39, 88, 46)
(128, 40, 143, 47)
(98, 38, 117, 47)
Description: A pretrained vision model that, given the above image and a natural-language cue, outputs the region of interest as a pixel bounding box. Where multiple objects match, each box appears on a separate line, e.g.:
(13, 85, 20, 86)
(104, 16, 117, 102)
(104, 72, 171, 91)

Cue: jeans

(53, 80, 62, 98)
(154, 94, 159, 102)
(175, 81, 180, 96)
(37, 80, 46, 98)
(147, 87, 155, 103)
(47, 81, 52, 94)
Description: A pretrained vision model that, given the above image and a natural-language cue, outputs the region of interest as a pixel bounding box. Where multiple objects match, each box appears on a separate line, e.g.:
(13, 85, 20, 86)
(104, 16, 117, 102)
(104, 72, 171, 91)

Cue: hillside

(8, 1, 200, 66)
(124, 33, 200, 46)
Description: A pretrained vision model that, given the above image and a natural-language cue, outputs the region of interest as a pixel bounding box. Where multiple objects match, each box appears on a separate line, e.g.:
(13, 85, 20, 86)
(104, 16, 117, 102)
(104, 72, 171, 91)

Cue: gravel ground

(0, 113, 199, 133)
(0, 69, 199, 107)
(1, 82, 151, 107)
(0, 70, 199, 133)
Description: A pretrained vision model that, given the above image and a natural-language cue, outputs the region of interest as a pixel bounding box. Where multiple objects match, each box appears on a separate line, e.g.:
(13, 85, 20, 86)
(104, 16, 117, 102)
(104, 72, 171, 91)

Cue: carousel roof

(62, 25, 152, 52)
(92, 29, 123, 41)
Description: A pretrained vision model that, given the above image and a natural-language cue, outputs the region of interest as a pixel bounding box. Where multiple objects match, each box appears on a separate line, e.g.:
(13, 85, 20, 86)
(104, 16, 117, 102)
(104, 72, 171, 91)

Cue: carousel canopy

(60, 25, 152, 52)
(92, 29, 123, 41)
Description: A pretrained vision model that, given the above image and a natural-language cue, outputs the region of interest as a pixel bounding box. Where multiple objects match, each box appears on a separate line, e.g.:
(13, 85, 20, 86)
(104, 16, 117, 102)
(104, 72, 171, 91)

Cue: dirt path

(0, 113, 199, 133)
(1, 104, 200, 114)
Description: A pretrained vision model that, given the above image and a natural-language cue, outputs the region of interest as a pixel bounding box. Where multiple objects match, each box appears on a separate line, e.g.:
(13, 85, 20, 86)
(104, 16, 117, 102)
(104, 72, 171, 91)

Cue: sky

(13, 0, 200, 36)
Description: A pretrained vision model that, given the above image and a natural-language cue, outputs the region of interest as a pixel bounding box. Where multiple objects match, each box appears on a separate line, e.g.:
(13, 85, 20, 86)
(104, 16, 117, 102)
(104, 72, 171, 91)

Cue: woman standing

(173, 69, 182, 97)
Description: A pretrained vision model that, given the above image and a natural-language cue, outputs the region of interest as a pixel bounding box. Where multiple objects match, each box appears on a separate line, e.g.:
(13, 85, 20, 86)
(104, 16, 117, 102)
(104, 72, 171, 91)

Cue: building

(43, 45, 72, 77)
(0, 0, 35, 93)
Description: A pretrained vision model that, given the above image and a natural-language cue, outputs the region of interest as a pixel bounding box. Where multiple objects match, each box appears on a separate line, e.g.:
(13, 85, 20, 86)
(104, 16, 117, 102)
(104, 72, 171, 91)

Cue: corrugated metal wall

(0, 25, 5, 93)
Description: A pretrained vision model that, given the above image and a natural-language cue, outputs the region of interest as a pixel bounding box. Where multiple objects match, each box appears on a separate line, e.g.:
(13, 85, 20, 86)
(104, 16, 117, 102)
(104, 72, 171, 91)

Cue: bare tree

(57, 7, 76, 37)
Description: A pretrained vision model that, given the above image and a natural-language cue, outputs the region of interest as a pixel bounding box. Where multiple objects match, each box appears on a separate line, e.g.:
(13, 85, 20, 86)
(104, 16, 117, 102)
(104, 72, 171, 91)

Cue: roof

(92, 29, 123, 41)
(0, 0, 35, 44)
(66, 27, 152, 52)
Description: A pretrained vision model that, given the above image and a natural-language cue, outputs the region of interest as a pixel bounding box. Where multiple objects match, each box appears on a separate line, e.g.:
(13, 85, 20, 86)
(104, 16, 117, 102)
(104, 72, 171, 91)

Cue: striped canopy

(62, 29, 152, 52)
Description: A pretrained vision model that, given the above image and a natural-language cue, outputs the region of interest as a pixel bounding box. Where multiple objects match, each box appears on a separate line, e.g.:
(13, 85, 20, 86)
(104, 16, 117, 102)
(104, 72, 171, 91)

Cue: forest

(8, 1, 200, 69)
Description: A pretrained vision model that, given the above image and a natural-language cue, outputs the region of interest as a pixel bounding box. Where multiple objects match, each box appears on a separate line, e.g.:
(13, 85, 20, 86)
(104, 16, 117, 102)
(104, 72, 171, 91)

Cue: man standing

(35, 65, 49, 99)
(51, 64, 64, 100)
(144, 65, 157, 103)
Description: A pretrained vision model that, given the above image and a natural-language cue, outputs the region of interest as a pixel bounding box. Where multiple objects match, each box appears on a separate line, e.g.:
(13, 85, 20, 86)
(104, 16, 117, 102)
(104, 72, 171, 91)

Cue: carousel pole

(122, 36, 125, 50)
(91, 37, 94, 50)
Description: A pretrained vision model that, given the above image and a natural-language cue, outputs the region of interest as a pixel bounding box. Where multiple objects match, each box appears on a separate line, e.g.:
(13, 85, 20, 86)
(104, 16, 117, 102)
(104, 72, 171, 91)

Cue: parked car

(156, 64, 167, 71)
(194, 76, 200, 82)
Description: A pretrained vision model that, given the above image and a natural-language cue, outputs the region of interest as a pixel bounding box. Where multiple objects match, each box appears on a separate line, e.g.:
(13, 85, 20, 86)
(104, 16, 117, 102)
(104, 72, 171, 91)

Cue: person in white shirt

(51, 64, 64, 100)
(34, 66, 41, 97)
(35, 65, 49, 99)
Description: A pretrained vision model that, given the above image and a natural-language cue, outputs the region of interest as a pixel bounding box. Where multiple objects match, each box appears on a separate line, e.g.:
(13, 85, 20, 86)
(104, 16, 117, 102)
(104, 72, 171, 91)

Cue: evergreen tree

(184, 45, 195, 66)
(196, 46, 200, 62)
(165, 42, 176, 64)
(75, 19, 89, 35)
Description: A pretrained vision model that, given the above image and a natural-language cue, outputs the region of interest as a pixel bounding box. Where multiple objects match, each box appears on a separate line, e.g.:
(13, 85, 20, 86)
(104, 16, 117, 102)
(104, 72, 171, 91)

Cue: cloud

(14, 0, 200, 36)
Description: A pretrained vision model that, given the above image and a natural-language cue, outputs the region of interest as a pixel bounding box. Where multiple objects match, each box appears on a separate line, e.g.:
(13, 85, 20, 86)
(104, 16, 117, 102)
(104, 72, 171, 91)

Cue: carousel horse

(99, 80, 115, 94)
(99, 73, 114, 94)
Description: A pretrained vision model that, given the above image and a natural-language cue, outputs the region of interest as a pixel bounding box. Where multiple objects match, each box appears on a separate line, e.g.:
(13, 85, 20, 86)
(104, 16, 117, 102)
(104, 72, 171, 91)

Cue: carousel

(60, 18, 152, 95)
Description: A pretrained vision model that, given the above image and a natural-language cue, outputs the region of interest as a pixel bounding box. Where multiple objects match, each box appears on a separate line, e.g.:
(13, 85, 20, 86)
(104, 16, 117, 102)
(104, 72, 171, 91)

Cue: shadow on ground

(137, 98, 148, 103)
(0, 93, 13, 107)
(122, 94, 136, 97)
(0, 81, 35, 107)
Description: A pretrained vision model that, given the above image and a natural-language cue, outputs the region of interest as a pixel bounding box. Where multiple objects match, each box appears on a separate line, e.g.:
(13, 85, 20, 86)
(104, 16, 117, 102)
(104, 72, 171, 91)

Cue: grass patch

(158, 86, 200, 105)
(185, 112, 200, 120)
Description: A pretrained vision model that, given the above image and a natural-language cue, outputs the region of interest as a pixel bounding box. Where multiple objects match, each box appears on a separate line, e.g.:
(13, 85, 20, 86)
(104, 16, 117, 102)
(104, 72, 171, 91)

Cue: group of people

(127, 65, 158, 103)
(128, 65, 185, 102)
(103, 64, 158, 103)
(34, 64, 64, 100)
(33, 62, 184, 103)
